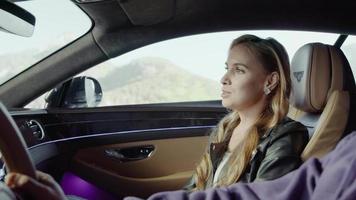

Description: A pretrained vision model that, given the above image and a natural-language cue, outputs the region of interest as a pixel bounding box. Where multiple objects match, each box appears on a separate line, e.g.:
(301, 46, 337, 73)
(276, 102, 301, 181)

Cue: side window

(26, 33, 228, 108)
(77, 42, 224, 107)
(26, 31, 339, 109)
(341, 36, 356, 77)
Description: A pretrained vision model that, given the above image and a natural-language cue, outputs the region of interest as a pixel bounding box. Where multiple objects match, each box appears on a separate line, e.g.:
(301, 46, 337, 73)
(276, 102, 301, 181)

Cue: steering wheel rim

(0, 103, 36, 179)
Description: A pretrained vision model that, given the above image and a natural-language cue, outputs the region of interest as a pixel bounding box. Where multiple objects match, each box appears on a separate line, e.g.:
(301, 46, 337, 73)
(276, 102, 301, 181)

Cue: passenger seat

(288, 43, 356, 160)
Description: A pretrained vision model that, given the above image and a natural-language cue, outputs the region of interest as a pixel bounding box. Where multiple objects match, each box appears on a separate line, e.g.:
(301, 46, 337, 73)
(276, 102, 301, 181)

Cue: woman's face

(221, 44, 270, 111)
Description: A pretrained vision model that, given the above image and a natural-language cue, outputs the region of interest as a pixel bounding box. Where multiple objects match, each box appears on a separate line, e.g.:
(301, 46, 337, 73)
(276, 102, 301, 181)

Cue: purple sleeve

(311, 132, 356, 200)
(124, 158, 318, 200)
(125, 132, 356, 200)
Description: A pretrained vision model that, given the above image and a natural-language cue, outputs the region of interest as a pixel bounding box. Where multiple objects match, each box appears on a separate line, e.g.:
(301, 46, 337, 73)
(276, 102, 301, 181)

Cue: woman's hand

(5, 171, 67, 200)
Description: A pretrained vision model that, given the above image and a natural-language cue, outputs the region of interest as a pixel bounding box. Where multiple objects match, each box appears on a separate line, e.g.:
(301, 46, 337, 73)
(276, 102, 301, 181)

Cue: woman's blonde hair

(192, 34, 291, 190)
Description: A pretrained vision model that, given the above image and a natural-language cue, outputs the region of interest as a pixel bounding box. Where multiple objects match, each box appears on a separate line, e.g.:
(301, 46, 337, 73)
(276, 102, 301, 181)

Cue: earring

(264, 87, 271, 95)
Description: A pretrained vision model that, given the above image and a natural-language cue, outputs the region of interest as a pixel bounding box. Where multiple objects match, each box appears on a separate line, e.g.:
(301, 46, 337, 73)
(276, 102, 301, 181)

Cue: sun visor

(118, 0, 175, 26)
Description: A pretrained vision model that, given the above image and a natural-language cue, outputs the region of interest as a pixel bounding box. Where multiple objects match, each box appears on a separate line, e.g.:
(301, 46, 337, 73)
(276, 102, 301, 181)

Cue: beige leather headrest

(290, 43, 344, 113)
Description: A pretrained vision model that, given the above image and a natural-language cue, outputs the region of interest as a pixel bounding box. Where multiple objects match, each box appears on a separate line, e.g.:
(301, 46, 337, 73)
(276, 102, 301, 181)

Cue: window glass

(0, 0, 91, 85)
(26, 30, 338, 108)
(341, 36, 356, 76)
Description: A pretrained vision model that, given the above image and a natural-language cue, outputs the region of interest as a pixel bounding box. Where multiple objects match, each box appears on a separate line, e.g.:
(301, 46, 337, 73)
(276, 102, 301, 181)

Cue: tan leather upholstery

(290, 43, 344, 113)
(72, 136, 209, 197)
(301, 91, 349, 160)
(288, 43, 355, 160)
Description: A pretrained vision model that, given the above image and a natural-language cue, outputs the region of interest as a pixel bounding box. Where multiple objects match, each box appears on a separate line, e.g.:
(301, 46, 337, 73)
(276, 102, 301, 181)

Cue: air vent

(26, 120, 45, 140)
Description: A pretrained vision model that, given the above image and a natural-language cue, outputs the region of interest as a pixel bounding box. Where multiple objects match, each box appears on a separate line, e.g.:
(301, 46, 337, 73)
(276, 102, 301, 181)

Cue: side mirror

(0, 0, 36, 37)
(46, 76, 103, 108)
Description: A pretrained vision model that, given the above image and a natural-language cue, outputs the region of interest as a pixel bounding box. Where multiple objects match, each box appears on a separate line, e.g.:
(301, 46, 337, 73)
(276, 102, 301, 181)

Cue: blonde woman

(184, 34, 309, 191)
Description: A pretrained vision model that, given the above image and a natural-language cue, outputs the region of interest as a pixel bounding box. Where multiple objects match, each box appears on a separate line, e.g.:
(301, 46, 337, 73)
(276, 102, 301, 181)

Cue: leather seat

(288, 43, 356, 160)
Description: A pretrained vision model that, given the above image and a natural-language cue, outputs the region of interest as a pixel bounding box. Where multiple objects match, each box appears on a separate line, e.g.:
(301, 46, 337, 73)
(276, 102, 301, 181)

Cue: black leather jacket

(184, 117, 309, 190)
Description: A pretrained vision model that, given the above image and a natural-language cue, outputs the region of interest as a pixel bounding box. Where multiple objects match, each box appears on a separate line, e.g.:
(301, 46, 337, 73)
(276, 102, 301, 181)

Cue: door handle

(104, 145, 154, 162)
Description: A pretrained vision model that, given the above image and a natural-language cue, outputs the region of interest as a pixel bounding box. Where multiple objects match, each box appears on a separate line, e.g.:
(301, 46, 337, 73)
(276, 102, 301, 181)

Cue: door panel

(71, 136, 208, 198)
(11, 101, 225, 198)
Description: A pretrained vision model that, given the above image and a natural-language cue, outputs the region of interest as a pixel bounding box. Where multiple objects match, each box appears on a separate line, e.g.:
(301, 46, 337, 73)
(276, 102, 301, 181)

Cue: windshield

(0, 0, 92, 85)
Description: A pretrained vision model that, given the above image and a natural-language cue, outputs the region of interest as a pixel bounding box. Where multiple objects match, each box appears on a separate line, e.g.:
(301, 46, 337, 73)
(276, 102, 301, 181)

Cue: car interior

(0, 0, 355, 199)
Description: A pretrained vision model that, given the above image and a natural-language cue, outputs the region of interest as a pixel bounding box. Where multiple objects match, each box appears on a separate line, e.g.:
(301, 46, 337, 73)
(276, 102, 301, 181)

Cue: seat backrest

(288, 43, 356, 160)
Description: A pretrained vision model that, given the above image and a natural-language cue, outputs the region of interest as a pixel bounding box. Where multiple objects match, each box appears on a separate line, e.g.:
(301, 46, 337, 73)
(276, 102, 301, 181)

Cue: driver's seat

(288, 43, 356, 160)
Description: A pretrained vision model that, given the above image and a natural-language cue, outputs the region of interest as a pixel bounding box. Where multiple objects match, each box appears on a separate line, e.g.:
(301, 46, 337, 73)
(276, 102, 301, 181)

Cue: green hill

(96, 57, 221, 105)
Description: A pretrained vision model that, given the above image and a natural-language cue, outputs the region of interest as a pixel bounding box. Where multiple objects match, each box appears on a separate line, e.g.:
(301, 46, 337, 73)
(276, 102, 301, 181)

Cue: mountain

(0, 32, 79, 85)
(95, 57, 221, 106)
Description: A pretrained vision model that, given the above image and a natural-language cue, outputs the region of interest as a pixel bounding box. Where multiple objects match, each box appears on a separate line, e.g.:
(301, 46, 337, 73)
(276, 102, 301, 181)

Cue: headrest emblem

(293, 71, 304, 82)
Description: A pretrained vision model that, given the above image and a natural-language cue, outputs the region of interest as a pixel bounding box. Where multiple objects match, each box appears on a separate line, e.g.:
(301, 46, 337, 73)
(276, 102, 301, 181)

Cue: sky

(0, 0, 91, 54)
(109, 31, 339, 81)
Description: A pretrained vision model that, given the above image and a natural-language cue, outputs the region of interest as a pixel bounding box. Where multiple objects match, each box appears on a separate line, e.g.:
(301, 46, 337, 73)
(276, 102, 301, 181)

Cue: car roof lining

(77, 0, 356, 58)
(118, 0, 176, 26)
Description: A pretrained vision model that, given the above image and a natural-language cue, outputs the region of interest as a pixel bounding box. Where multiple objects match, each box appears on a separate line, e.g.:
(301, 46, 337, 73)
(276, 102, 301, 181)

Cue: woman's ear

(265, 72, 279, 91)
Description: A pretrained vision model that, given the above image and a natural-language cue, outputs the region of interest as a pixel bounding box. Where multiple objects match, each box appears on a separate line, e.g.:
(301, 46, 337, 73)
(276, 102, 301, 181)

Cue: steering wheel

(0, 102, 36, 187)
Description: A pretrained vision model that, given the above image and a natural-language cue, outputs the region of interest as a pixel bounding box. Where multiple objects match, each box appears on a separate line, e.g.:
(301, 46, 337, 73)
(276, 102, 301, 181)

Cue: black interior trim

(334, 34, 348, 48)
(11, 103, 225, 147)
(29, 143, 59, 165)
(31, 126, 212, 150)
